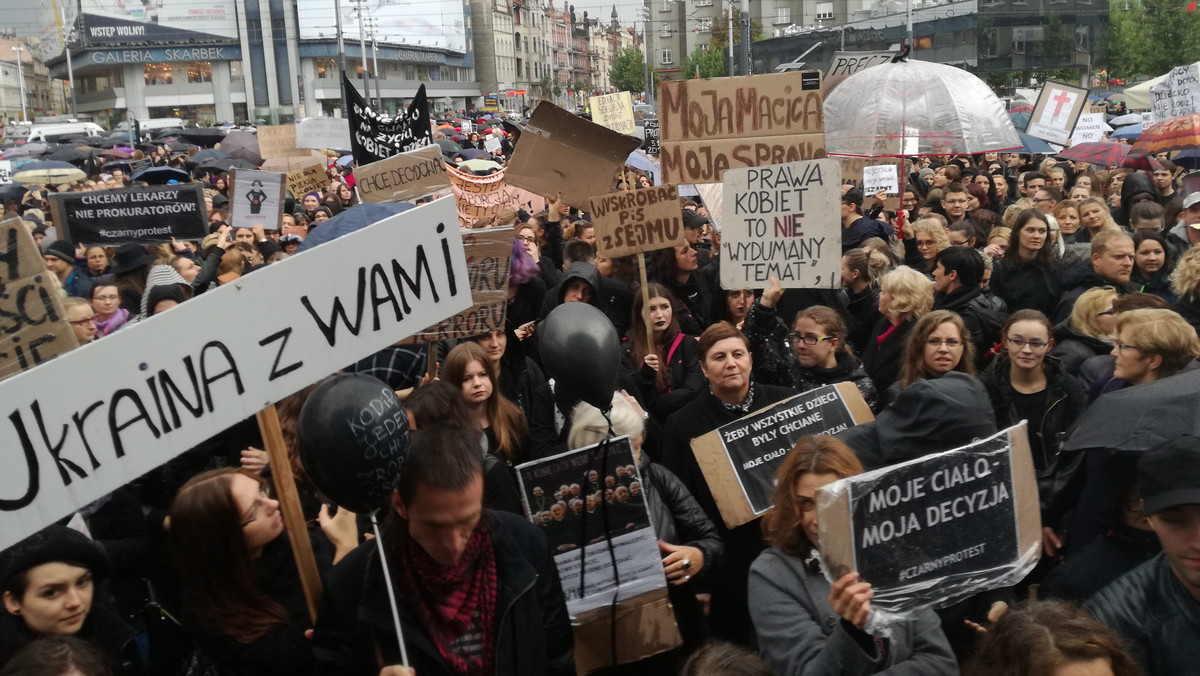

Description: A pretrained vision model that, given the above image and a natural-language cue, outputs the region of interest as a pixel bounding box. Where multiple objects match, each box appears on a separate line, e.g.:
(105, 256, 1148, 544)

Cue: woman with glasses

(904, 218, 950, 275)
(877, 310, 976, 409)
(748, 435, 957, 676)
(1051, 287, 1117, 379)
(744, 280, 878, 412)
(862, 266, 933, 392)
(169, 468, 361, 675)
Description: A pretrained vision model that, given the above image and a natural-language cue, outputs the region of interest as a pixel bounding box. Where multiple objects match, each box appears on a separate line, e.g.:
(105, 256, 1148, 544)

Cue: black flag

(344, 75, 432, 165)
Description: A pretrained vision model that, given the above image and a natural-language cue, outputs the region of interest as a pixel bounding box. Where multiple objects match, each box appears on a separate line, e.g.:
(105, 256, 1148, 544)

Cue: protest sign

(0, 197, 470, 552)
(1025, 81, 1090, 146)
(228, 169, 287, 231)
(285, 164, 330, 202)
(256, 125, 310, 160)
(863, 164, 899, 195)
(694, 183, 723, 231)
(1141, 111, 1153, 128)
(404, 227, 511, 342)
(0, 160, 11, 184)
(128, 159, 152, 176)
(0, 218, 79, 382)
(719, 158, 841, 290)
(355, 146, 450, 203)
(346, 75, 432, 165)
(817, 423, 1040, 620)
(296, 117, 352, 150)
(505, 101, 642, 209)
(49, 184, 207, 244)
(588, 185, 684, 258)
(517, 436, 667, 615)
(641, 119, 660, 155)
(484, 135, 503, 154)
(836, 157, 903, 211)
(446, 164, 547, 228)
(689, 383, 873, 528)
(591, 91, 636, 135)
(1070, 112, 1113, 144)
(572, 588, 681, 672)
(1150, 63, 1200, 124)
(460, 121, 474, 134)
(658, 71, 824, 184)
(824, 50, 897, 93)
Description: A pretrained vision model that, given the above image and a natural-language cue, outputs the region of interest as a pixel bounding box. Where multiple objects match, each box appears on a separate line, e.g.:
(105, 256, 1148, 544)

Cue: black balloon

(539, 302, 620, 412)
(297, 374, 410, 514)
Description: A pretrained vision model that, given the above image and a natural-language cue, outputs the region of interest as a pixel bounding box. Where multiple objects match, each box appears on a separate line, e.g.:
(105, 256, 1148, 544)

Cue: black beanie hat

(0, 526, 109, 593)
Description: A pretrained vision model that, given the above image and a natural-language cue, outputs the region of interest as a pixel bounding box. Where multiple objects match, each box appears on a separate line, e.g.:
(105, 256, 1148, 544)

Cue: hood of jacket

(556, 261, 603, 308)
(1053, 318, 1113, 353)
(1119, 172, 1157, 224)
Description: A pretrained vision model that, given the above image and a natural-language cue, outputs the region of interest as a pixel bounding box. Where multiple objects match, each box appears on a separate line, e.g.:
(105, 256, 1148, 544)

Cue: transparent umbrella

(824, 52, 1021, 157)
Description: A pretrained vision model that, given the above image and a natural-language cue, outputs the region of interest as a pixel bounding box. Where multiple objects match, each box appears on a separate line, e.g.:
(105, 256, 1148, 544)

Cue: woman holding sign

(627, 283, 705, 421)
(749, 436, 958, 675)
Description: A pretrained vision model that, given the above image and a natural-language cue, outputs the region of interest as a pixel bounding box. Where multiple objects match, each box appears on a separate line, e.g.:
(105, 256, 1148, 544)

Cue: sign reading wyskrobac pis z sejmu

(0, 197, 471, 551)
(0, 218, 79, 381)
(588, 184, 684, 258)
(721, 158, 842, 289)
(49, 184, 208, 245)
(690, 383, 874, 529)
(817, 423, 1041, 618)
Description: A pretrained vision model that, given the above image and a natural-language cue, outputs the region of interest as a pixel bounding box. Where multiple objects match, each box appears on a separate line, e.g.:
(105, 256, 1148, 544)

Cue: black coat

(627, 331, 705, 423)
(844, 286, 881, 355)
(860, 316, 915, 393)
(1172, 293, 1200, 335)
(1054, 263, 1131, 324)
(1052, 320, 1113, 379)
(312, 511, 574, 676)
(0, 603, 141, 675)
(934, 285, 1008, 360)
(990, 258, 1061, 318)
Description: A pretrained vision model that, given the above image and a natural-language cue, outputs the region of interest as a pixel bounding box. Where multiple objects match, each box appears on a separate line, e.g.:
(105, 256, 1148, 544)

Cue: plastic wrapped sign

(816, 423, 1041, 624)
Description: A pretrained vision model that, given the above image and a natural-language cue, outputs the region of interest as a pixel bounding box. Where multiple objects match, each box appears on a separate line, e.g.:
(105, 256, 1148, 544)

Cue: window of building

(230, 60, 244, 82)
(143, 63, 173, 85)
(660, 0, 671, 10)
(315, 58, 336, 79)
(815, 2, 833, 19)
(774, 7, 791, 23)
(660, 48, 673, 64)
(696, 17, 711, 31)
(186, 61, 212, 83)
(660, 23, 672, 37)
(694, 0, 713, 5)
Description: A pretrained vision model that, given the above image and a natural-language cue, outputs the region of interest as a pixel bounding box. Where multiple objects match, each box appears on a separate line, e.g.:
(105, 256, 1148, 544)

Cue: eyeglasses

(92, 294, 119, 301)
(516, 235, 537, 244)
(69, 317, 95, 326)
(792, 333, 835, 346)
(1116, 343, 1144, 353)
(240, 488, 272, 527)
(1007, 337, 1050, 350)
(926, 338, 963, 348)
(1032, 197, 1054, 204)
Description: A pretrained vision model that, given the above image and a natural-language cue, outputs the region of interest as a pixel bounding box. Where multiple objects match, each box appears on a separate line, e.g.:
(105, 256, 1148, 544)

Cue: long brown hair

(631, 282, 681, 393)
(761, 436, 863, 556)
(899, 310, 976, 388)
(441, 342, 529, 462)
(168, 468, 290, 643)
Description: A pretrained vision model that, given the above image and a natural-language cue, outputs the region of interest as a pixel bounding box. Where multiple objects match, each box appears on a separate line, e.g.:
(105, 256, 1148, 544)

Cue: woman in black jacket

(841, 247, 890, 354)
(861, 265, 933, 392)
(570, 394, 723, 666)
(626, 283, 704, 422)
(989, 209, 1062, 318)
(1051, 286, 1116, 379)
(473, 327, 560, 458)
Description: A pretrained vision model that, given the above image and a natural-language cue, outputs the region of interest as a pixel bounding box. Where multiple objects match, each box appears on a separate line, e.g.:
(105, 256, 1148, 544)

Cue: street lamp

(11, 46, 27, 122)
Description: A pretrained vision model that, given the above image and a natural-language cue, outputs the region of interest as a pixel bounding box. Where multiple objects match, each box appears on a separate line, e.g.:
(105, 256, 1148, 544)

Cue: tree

(684, 45, 727, 79)
(1109, 0, 1200, 81)
(609, 48, 646, 94)
(709, 8, 764, 51)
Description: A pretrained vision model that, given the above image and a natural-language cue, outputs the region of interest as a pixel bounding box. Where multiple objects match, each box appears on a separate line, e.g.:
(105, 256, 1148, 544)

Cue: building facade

(1, 38, 59, 121)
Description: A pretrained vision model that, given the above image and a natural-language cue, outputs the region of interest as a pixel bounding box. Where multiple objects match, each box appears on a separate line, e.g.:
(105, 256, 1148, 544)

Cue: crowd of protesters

(3, 128, 1200, 676)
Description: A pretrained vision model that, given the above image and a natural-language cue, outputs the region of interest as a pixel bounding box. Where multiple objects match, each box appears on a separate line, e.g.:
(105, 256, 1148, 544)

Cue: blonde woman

(1171, 246, 1200, 333)
(1051, 286, 1117, 378)
(861, 265, 933, 391)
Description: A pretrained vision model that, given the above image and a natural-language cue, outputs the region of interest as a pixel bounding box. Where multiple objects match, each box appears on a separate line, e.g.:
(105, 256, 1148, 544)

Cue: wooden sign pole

(638, 253, 655, 355)
(256, 405, 323, 621)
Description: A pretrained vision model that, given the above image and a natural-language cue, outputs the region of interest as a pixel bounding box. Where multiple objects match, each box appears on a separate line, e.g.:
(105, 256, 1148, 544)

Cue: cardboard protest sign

(0, 198, 470, 552)
(0, 218, 79, 382)
(591, 91, 636, 135)
(1150, 64, 1200, 124)
(1025, 81, 1090, 146)
(256, 125, 310, 160)
(690, 383, 873, 529)
(517, 436, 668, 615)
(446, 164, 547, 229)
(260, 153, 327, 174)
(504, 101, 643, 209)
(817, 423, 1040, 620)
(0, 160, 12, 184)
(1070, 112, 1113, 144)
(572, 588, 681, 672)
(658, 71, 824, 184)
(641, 119, 660, 155)
(49, 184, 207, 244)
(355, 146, 450, 203)
(128, 158, 152, 176)
(285, 163, 331, 200)
(719, 158, 842, 290)
(824, 51, 896, 93)
(484, 135, 503, 155)
(228, 169, 287, 231)
(694, 183, 724, 231)
(588, 185, 684, 258)
(296, 117, 352, 150)
(346, 75, 432, 165)
(404, 227, 511, 342)
(836, 157, 903, 211)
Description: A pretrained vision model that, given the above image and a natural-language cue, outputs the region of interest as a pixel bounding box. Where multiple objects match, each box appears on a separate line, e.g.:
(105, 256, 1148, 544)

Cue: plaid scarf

(397, 525, 498, 675)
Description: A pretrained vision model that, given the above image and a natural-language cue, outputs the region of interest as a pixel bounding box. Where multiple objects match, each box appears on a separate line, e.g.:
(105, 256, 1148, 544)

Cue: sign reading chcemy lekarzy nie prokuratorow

(49, 184, 207, 244)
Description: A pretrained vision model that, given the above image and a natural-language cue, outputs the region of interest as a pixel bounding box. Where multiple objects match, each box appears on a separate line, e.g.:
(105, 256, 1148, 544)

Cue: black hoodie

(1117, 172, 1157, 226)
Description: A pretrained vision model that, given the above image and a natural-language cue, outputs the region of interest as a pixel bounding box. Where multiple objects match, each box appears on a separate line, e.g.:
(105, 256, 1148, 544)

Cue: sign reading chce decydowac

(0, 197, 471, 551)
(817, 423, 1041, 620)
(355, 146, 450, 203)
(720, 158, 841, 289)
(49, 184, 207, 244)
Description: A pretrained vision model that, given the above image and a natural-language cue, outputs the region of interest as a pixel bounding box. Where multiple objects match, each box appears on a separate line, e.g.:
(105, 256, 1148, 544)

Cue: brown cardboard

(402, 227, 513, 343)
(446, 165, 546, 229)
(659, 132, 827, 185)
(658, 71, 825, 143)
(260, 153, 327, 174)
(690, 382, 874, 529)
(588, 184, 684, 258)
(503, 101, 642, 209)
(836, 157, 903, 211)
(0, 217, 49, 281)
(572, 588, 682, 674)
(255, 125, 311, 160)
(354, 146, 450, 203)
(0, 218, 80, 381)
(286, 163, 332, 200)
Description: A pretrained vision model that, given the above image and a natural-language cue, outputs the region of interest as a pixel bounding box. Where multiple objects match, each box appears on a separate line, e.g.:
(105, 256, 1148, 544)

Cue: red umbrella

(1009, 104, 1034, 113)
(1132, 113, 1200, 155)
(1056, 142, 1129, 167)
(100, 148, 132, 159)
(1122, 150, 1163, 172)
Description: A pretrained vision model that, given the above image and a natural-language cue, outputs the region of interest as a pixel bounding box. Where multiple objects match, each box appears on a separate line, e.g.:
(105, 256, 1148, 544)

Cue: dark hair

(1003, 209, 1055, 267)
(794, 305, 850, 355)
(1112, 291, 1169, 312)
(943, 181, 968, 197)
(761, 436, 863, 556)
(935, 246, 984, 287)
(1022, 170, 1048, 186)
(899, 310, 976, 387)
(562, 238, 595, 265)
(0, 636, 113, 676)
(405, 381, 479, 434)
(1129, 200, 1165, 226)
(1132, 231, 1173, 274)
(631, 282, 682, 393)
(441, 342, 528, 462)
(1002, 309, 1054, 340)
(964, 599, 1140, 676)
(680, 641, 774, 676)
(696, 321, 749, 363)
(1037, 187, 1064, 203)
(395, 427, 485, 507)
(842, 188, 864, 214)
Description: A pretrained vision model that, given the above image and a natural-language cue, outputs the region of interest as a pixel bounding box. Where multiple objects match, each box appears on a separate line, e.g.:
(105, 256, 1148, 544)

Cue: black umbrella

(219, 130, 262, 166)
(132, 166, 191, 185)
(1063, 368, 1200, 453)
(46, 148, 89, 164)
(199, 157, 257, 173)
(434, 138, 462, 154)
(186, 148, 231, 169)
(166, 140, 193, 152)
(0, 184, 28, 203)
(175, 128, 227, 148)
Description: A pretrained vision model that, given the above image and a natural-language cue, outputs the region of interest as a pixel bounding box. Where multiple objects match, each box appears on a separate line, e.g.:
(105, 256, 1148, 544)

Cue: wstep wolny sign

(345, 75, 432, 165)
